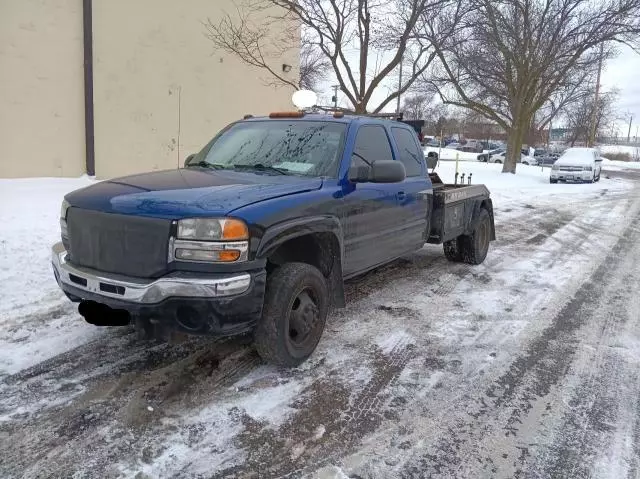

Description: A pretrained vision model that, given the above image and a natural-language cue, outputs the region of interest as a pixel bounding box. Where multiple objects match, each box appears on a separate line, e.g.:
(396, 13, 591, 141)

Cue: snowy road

(1, 166, 640, 478)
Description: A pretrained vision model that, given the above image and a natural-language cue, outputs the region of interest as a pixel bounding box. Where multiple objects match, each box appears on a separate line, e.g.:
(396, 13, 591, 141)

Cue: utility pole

(396, 58, 403, 114)
(627, 114, 633, 143)
(331, 85, 339, 110)
(588, 43, 604, 147)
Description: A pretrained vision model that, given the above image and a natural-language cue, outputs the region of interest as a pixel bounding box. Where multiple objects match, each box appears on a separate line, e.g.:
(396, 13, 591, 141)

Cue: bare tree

(299, 42, 331, 91)
(424, 0, 640, 173)
(402, 94, 433, 119)
(206, 0, 452, 113)
(562, 89, 619, 145)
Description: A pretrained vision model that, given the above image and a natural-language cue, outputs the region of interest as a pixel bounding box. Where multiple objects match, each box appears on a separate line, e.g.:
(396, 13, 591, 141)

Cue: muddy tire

(253, 262, 328, 367)
(550, 179, 558, 184)
(443, 239, 463, 262)
(459, 208, 491, 265)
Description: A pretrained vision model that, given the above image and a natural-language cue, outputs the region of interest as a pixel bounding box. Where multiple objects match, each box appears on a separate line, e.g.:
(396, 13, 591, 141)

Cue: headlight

(583, 166, 592, 171)
(177, 218, 248, 241)
(60, 199, 70, 239)
(172, 218, 249, 263)
(60, 199, 70, 220)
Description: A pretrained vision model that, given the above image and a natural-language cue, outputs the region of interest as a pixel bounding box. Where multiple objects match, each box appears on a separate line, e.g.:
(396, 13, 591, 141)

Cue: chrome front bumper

(51, 242, 251, 304)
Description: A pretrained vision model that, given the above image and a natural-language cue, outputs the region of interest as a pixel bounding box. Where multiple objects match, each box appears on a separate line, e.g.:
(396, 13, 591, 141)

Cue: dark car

(477, 148, 505, 162)
(536, 152, 560, 166)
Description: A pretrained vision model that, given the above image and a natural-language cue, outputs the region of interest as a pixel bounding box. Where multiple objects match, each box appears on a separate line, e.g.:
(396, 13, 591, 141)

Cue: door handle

(397, 191, 406, 201)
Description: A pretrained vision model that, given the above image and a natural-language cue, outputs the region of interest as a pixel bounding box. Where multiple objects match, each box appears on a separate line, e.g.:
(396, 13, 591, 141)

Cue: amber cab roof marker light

(268, 90, 318, 118)
(268, 111, 305, 118)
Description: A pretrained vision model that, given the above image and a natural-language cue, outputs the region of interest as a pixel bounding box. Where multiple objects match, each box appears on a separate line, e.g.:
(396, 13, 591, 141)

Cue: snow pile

(598, 144, 640, 157)
(600, 158, 640, 170)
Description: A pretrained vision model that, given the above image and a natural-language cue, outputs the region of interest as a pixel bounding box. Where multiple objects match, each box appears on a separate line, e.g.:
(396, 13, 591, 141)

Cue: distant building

(549, 128, 572, 142)
(1, 0, 298, 178)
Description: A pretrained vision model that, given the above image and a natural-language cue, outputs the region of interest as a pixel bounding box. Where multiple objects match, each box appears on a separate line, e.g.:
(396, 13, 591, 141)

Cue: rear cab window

(352, 125, 394, 168)
(391, 127, 423, 177)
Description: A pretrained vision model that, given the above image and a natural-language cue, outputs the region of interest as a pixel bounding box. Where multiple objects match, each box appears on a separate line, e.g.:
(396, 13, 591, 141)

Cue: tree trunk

(503, 124, 525, 174)
(354, 102, 367, 114)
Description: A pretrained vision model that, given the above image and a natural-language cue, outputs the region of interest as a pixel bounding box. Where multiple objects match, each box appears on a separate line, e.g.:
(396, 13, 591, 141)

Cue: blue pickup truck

(52, 112, 495, 366)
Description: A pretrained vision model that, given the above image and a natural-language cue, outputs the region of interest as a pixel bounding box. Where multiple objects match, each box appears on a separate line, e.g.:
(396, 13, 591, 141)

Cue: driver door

(341, 125, 405, 277)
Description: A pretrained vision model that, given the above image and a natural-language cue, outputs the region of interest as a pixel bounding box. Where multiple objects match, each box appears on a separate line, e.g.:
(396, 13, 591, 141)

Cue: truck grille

(559, 166, 583, 172)
(66, 208, 171, 278)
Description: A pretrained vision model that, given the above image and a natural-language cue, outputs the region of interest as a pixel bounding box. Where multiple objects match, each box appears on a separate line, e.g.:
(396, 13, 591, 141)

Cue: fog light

(175, 248, 241, 262)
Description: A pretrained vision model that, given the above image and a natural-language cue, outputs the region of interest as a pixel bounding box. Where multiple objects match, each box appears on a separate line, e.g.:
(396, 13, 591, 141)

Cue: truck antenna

(176, 85, 182, 168)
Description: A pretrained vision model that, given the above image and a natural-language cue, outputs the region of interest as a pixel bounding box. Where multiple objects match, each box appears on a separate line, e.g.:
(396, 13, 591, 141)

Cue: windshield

(190, 120, 347, 177)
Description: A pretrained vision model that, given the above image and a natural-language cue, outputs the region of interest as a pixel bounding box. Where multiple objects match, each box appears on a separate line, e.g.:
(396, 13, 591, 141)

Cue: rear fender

(466, 198, 496, 240)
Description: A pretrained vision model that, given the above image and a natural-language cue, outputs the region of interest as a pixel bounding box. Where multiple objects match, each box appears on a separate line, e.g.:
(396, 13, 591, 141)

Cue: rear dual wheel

(443, 208, 491, 265)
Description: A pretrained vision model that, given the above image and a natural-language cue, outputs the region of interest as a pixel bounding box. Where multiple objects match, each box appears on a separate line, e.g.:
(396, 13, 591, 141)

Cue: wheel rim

(286, 287, 320, 352)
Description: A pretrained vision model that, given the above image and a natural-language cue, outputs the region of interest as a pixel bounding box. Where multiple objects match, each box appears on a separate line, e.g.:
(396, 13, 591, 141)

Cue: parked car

(425, 139, 440, 147)
(459, 140, 484, 153)
(550, 147, 602, 183)
(485, 150, 538, 165)
(480, 141, 504, 151)
(477, 148, 504, 162)
(52, 111, 496, 367)
(536, 153, 560, 167)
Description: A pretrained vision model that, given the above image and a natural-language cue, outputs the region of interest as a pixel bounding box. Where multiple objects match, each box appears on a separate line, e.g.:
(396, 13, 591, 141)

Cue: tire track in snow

(396, 200, 640, 478)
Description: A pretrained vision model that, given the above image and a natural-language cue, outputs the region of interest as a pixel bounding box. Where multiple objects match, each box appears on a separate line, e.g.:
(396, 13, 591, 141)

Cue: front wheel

(254, 262, 329, 367)
(494, 159, 502, 164)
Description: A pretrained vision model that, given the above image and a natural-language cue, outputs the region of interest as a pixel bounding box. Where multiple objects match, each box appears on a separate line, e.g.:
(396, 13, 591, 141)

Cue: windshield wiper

(188, 160, 227, 170)
(232, 163, 289, 175)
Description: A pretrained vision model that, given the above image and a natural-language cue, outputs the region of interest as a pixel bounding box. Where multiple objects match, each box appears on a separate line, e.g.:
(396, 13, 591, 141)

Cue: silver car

(550, 147, 602, 183)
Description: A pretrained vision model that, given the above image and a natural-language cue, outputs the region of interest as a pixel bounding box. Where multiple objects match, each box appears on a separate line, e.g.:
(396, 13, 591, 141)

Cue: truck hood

(65, 168, 323, 218)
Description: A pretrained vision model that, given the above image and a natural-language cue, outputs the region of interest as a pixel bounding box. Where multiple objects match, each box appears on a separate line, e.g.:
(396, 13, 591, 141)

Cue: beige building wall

(0, 0, 86, 178)
(92, 0, 299, 179)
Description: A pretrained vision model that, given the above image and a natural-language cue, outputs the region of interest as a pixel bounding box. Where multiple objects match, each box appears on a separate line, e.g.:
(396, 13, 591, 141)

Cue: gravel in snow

(1, 164, 639, 478)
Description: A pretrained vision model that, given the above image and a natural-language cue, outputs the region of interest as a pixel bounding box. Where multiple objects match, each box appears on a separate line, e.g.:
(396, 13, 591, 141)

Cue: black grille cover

(66, 208, 171, 278)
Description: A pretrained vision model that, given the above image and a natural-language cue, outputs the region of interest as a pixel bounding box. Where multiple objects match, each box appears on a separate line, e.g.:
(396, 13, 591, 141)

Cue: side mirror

(370, 160, 406, 183)
(184, 154, 195, 168)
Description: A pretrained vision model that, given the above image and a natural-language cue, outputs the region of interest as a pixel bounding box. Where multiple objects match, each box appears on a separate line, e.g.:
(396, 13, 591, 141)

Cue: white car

(550, 147, 602, 184)
(489, 151, 538, 165)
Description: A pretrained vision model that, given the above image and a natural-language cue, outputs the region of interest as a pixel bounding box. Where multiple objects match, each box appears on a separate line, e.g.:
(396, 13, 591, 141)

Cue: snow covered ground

(1, 166, 640, 478)
(598, 144, 640, 157)
(423, 146, 480, 161)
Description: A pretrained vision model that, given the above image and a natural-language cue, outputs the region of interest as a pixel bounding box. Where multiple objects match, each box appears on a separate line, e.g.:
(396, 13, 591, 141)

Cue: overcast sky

(601, 44, 640, 136)
(319, 44, 640, 137)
